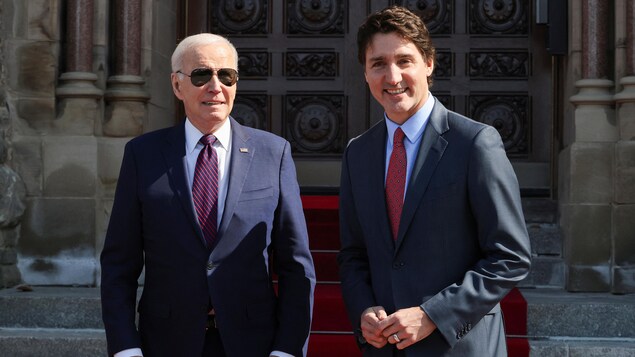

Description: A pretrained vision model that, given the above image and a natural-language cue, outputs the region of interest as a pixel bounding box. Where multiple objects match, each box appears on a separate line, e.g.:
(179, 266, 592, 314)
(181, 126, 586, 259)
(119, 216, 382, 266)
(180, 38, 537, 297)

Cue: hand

(378, 306, 437, 350)
(359, 306, 389, 348)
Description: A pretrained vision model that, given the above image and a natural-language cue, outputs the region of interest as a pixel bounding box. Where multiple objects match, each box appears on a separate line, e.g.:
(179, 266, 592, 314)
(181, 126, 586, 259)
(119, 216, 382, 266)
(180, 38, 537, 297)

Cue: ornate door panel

(207, 0, 368, 189)
(186, 0, 553, 193)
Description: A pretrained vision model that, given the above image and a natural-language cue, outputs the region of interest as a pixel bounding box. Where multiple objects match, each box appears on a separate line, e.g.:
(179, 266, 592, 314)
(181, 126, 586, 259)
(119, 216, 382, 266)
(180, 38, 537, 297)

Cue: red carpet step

(301, 195, 529, 357)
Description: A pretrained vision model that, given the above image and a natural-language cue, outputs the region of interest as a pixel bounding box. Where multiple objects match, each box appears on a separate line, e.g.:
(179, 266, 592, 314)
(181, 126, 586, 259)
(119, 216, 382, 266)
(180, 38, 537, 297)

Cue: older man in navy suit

(338, 6, 531, 356)
(100, 33, 315, 357)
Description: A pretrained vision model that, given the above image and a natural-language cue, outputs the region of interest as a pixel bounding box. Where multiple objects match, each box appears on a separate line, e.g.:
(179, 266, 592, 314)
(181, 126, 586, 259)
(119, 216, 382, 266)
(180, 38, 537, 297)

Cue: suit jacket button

(207, 262, 214, 270)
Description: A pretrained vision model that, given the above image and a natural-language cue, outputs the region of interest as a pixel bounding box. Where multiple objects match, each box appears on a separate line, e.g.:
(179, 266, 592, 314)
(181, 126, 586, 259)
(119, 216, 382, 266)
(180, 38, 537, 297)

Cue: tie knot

(200, 135, 216, 147)
(393, 128, 405, 146)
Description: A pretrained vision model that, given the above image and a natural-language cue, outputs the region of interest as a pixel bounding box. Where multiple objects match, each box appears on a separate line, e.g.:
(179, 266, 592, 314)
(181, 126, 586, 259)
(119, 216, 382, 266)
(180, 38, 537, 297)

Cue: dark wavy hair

(357, 6, 436, 85)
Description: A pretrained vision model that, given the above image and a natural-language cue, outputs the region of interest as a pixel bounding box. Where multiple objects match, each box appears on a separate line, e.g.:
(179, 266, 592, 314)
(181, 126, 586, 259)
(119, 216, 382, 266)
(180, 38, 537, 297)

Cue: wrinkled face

(171, 42, 237, 134)
(364, 32, 434, 124)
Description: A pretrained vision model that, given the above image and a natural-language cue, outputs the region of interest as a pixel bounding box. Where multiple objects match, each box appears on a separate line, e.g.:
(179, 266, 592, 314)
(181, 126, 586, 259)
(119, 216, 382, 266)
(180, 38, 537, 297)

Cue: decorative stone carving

(470, 0, 527, 34)
(212, 0, 269, 35)
(287, 0, 345, 35)
(469, 52, 529, 78)
(470, 95, 529, 157)
(435, 94, 453, 111)
(435, 51, 452, 78)
(392, 0, 452, 34)
(231, 94, 268, 130)
(286, 51, 337, 77)
(0, 107, 26, 288)
(238, 51, 270, 78)
(285, 95, 345, 154)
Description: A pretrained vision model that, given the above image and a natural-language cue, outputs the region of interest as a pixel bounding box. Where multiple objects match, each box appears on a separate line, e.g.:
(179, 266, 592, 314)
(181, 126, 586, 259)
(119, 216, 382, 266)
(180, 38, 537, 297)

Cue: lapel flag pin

(240, 148, 249, 153)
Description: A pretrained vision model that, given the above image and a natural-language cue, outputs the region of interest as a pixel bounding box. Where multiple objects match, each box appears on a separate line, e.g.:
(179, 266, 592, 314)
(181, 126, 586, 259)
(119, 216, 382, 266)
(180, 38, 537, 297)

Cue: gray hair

(171, 33, 239, 72)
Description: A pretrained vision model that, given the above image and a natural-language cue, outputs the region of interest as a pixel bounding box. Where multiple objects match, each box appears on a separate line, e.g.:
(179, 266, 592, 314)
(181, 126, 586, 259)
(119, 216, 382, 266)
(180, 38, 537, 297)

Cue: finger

(374, 307, 388, 320)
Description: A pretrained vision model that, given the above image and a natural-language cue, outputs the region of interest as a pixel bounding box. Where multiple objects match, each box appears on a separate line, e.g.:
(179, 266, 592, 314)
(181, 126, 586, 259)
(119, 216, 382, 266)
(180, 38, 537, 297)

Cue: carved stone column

(611, 0, 635, 294)
(563, 0, 616, 292)
(0, 106, 26, 288)
(55, 0, 103, 135)
(103, 0, 149, 137)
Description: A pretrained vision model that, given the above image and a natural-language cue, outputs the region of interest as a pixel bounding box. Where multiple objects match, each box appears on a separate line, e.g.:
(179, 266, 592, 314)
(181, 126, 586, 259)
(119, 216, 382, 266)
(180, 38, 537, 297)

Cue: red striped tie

(386, 128, 406, 240)
(192, 135, 219, 248)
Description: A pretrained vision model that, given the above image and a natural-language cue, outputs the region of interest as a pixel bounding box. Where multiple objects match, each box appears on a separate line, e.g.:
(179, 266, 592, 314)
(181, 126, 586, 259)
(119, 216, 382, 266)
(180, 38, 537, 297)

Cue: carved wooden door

(178, 0, 553, 194)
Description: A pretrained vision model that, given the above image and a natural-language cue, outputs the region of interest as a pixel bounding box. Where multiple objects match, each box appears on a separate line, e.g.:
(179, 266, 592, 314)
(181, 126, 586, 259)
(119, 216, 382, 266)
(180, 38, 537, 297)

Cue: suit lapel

(161, 122, 207, 248)
(367, 124, 395, 252)
(214, 118, 253, 253)
(394, 100, 449, 252)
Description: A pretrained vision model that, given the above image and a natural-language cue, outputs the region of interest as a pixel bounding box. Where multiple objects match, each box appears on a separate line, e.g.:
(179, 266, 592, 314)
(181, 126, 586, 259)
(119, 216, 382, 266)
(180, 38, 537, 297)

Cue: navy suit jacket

(338, 99, 531, 356)
(101, 118, 315, 357)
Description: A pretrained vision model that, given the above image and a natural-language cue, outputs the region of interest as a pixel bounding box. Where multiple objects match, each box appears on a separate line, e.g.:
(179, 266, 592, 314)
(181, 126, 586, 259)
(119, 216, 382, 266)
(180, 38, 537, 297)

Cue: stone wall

(1, 0, 176, 286)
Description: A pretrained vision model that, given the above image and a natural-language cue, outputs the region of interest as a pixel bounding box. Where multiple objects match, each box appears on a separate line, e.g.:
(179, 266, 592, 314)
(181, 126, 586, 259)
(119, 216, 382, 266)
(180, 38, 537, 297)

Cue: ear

(364, 70, 368, 83)
(171, 73, 184, 100)
(426, 57, 435, 76)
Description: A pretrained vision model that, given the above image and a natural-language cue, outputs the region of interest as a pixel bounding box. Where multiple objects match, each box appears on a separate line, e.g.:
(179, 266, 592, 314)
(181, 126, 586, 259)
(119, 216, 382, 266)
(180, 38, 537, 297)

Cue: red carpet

(301, 195, 529, 357)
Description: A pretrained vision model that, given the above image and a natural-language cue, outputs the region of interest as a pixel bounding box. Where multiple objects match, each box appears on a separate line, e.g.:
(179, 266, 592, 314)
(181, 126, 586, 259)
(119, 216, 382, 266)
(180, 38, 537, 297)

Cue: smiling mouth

(385, 88, 406, 95)
(203, 101, 224, 106)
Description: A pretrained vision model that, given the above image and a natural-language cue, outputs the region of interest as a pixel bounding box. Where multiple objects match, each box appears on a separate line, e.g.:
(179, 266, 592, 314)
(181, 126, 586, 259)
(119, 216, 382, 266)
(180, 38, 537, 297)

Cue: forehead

(366, 32, 422, 61)
(184, 42, 236, 69)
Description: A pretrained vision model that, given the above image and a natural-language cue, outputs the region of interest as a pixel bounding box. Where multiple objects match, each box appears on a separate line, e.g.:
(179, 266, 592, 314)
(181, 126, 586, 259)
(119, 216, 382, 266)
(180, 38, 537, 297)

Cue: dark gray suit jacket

(101, 117, 315, 357)
(338, 99, 531, 356)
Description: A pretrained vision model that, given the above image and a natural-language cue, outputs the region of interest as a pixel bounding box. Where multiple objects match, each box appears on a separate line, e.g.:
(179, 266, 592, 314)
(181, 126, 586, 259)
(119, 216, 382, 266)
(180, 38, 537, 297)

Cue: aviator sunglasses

(177, 67, 239, 87)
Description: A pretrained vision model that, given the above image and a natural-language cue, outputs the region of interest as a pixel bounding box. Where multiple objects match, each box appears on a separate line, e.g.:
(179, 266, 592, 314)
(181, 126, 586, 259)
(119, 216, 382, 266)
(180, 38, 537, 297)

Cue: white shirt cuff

(114, 348, 143, 357)
(271, 351, 294, 357)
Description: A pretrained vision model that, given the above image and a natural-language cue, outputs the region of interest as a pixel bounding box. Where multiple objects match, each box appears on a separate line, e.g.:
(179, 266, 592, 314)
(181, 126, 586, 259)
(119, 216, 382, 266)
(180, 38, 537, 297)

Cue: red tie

(192, 135, 219, 248)
(386, 128, 406, 240)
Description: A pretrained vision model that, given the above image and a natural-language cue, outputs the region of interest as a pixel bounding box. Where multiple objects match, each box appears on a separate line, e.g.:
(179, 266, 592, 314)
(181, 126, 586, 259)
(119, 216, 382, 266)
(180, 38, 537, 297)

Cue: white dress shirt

(384, 93, 435, 196)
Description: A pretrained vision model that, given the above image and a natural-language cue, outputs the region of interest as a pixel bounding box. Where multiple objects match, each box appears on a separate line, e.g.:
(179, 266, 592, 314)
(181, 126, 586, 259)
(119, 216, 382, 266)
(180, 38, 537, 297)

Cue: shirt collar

(384, 93, 435, 145)
(185, 118, 231, 154)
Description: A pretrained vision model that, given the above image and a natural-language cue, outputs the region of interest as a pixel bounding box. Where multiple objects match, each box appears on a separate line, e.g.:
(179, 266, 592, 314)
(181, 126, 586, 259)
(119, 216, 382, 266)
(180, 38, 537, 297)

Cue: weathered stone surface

(17, 197, 96, 285)
(528, 223, 562, 256)
(19, 198, 95, 257)
(42, 136, 97, 197)
(559, 143, 614, 204)
(0, 227, 19, 247)
(615, 141, 635, 203)
(0, 248, 18, 264)
(97, 137, 129, 197)
(103, 101, 145, 137)
(519, 256, 565, 288)
(0, 329, 107, 357)
(524, 289, 635, 338)
(14, 42, 57, 96)
(0, 166, 26, 227)
(16, 97, 56, 133)
(561, 204, 612, 265)
(27, 0, 60, 41)
(0, 265, 21, 288)
(9, 136, 42, 196)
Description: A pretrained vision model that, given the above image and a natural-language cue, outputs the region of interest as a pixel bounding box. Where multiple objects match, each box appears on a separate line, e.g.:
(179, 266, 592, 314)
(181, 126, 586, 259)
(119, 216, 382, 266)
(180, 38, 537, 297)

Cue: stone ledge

(523, 288, 635, 338)
(0, 328, 106, 357)
(529, 338, 635, 357)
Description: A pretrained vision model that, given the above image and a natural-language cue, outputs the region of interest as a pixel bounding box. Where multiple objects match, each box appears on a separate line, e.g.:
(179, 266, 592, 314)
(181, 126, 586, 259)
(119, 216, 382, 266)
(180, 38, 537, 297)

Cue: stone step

(0, 287, 103, 329)
(529, 339, 635, 357)
(0, 328, 106, 357)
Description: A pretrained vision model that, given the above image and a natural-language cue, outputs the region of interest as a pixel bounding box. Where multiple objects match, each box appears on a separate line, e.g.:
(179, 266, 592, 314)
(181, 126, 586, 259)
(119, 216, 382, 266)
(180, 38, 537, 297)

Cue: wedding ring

(392, 333, 400, 343)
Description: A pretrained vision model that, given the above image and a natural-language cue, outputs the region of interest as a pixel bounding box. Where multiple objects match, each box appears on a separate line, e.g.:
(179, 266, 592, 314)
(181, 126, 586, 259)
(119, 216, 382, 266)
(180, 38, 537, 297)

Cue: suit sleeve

(337, 143, 379, 328)
(421, 126, 532, 346)
(100, 142, 144, 355)
(271, 141, 316, 356)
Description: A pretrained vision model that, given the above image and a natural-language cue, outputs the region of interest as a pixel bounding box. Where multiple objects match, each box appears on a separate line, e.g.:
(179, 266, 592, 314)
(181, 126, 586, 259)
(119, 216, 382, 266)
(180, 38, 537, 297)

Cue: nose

(206, 75, 222, 93)
(385, 64, 402, 85)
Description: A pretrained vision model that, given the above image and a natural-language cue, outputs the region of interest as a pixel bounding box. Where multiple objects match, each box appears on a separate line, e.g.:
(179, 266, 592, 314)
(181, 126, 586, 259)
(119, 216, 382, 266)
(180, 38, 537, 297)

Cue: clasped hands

(360, 305, 437, 350)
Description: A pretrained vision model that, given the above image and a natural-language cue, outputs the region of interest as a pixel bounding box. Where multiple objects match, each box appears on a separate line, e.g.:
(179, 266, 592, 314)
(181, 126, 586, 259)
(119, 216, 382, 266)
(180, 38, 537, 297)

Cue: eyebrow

(368, 53, 415, 63)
